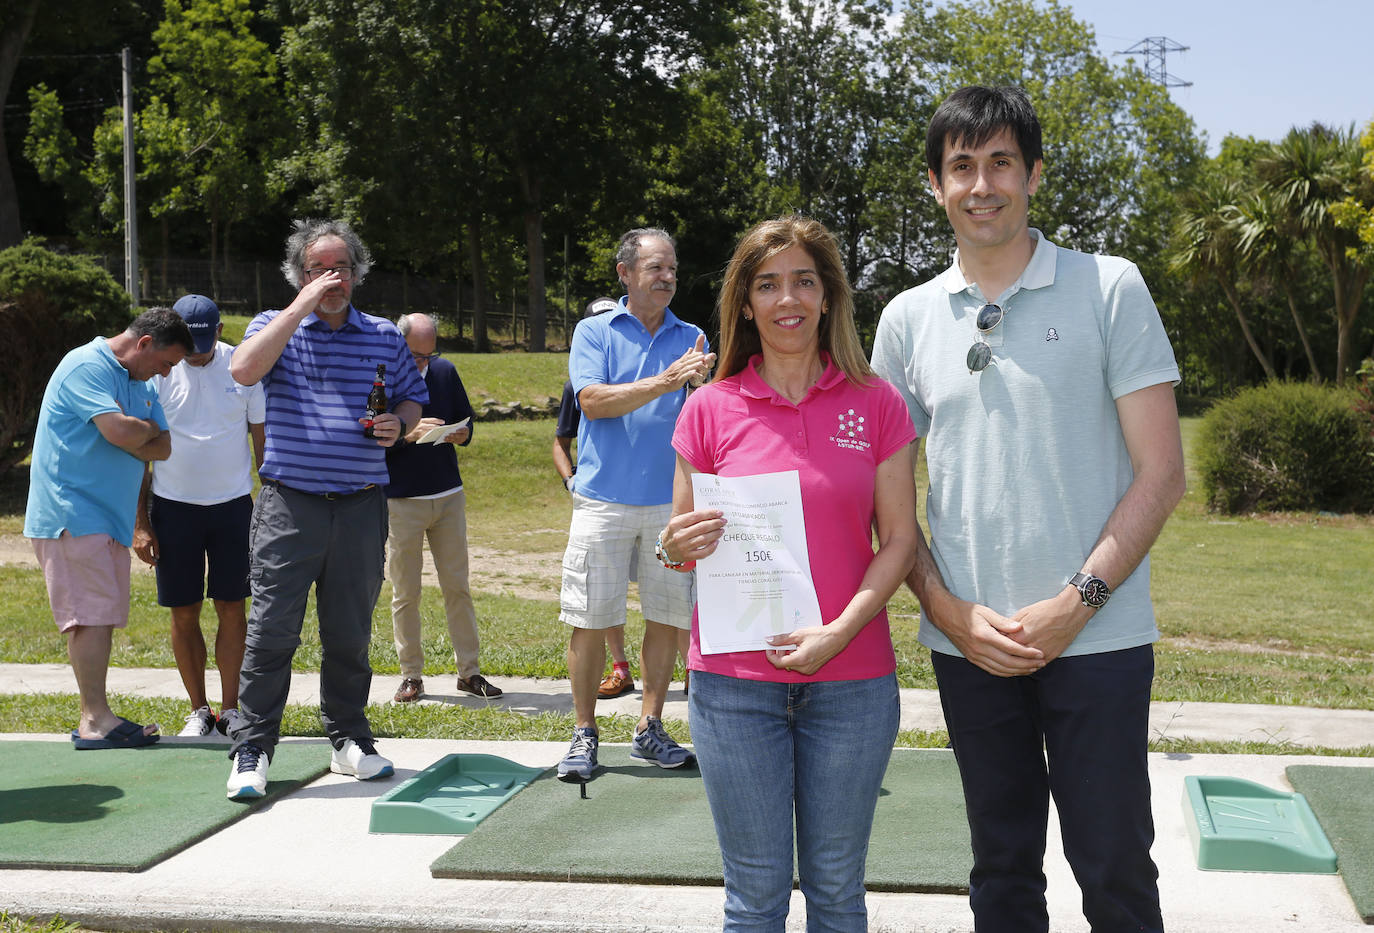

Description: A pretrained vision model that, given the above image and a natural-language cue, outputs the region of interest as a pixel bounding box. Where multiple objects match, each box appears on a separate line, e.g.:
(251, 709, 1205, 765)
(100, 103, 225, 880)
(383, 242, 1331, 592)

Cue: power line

(1115, 37, 1191, 88)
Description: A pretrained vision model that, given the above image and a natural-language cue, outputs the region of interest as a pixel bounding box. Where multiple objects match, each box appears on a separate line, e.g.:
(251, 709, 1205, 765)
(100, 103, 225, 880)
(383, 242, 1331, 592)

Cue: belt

(266, 480, 378, 501)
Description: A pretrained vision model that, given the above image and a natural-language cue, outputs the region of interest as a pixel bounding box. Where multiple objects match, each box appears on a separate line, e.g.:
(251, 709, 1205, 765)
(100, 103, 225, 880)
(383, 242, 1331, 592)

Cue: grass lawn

(4, 350, 1372, 732)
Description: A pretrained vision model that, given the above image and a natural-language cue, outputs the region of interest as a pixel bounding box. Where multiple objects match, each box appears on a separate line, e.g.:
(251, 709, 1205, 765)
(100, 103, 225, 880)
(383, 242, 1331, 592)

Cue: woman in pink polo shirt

(659, 215, 918, 931)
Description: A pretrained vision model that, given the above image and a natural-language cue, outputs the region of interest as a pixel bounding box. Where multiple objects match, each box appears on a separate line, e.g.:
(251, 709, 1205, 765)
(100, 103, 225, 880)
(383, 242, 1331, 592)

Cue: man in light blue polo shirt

(556, 227, 715, 782)
(871, 86, 1185, 932)
(223, 219, 427, 801)
(26, 308, 193, 749)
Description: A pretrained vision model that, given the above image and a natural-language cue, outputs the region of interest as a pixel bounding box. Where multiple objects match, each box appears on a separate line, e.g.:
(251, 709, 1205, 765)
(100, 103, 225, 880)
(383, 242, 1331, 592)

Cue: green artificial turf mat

(1286, 765, 1374, 923)
(431, 746, 971, 893)
(0, 738, 330, 871)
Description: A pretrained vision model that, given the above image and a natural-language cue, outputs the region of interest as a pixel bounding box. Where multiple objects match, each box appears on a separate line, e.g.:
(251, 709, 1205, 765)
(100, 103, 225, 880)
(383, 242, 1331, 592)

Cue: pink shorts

(30, 532, 131, 633)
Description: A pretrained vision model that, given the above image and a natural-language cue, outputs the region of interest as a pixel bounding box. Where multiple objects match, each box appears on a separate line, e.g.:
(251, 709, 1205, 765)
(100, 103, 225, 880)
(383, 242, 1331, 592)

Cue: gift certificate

(692, 470, 822, 654)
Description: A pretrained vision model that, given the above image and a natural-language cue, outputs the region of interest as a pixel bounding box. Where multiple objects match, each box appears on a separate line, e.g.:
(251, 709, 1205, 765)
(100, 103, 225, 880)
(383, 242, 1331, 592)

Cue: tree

(0, 238, 132, 472)
(1233, 187, 1322, 379)
(275, 0, 741, 351)
(1170, 169, 1278, 380)
(0, 0, 43, 248)
(139, 0, 284, 284)
(1261, 124, 1373, 384)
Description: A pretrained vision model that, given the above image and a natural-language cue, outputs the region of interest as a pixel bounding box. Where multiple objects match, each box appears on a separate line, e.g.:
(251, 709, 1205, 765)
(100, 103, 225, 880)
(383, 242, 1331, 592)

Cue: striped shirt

(247, 305, 428, 494)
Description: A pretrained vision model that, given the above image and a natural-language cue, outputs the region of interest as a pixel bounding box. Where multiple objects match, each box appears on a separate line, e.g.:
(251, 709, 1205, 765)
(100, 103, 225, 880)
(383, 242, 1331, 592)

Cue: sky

(1056, 0, 1374, 153)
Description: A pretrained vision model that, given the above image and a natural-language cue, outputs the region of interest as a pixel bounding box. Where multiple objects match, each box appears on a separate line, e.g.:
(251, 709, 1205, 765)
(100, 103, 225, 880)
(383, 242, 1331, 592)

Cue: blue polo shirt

(568, 299, 706, 505)
(25, 338, 169, 546)
(247, 305, 428, 494)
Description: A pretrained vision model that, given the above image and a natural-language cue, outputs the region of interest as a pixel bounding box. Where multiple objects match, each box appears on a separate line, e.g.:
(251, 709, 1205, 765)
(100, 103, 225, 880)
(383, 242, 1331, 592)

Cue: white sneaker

(330, 738, 394, 780)
(179, 706, 216, 737)
(226, 744, 269, 800)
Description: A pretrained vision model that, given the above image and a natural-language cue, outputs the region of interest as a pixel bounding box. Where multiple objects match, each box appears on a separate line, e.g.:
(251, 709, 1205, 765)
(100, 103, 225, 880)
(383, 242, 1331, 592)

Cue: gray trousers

(229, 482, 387, 760)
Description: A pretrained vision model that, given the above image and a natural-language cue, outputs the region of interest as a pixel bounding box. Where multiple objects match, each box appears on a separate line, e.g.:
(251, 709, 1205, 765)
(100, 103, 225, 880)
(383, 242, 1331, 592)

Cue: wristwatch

(1069, 571, 1112, 609)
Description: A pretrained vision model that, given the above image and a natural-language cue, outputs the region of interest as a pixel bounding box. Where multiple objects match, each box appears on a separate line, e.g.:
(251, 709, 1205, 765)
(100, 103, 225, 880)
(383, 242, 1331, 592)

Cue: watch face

(1082, 579, 1110, 608)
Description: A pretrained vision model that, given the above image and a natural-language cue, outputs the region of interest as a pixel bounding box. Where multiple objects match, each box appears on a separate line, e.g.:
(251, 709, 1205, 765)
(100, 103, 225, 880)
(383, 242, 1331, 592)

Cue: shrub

(0, 239, 133, 473)
(1196, 381, 1374, 514)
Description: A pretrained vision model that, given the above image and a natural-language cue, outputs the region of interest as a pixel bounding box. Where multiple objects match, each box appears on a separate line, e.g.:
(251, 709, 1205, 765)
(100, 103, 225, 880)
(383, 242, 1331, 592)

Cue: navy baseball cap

(172, 294, 220, 353)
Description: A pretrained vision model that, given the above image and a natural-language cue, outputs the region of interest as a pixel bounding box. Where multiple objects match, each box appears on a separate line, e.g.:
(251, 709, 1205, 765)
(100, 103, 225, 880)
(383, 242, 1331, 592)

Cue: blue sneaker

(631, 716, 696, 769)
(557, 726, 599, 783)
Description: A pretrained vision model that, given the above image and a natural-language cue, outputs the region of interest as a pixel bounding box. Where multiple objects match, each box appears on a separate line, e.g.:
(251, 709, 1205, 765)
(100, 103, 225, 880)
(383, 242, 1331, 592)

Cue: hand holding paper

(415, 417, 471, 445)
(691, 470, 822, 654)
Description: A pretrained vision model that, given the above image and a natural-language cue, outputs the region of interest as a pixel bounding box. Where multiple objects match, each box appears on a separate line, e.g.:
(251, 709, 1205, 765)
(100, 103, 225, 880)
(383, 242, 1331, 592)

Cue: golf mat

(431, 746, 971, 893)
(0, 738, 330, 871)
(1286, 765, 1374, 923)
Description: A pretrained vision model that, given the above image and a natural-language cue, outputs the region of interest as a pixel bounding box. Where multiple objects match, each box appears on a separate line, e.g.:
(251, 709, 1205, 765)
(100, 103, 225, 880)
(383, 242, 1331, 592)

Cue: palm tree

(1170, 170, 1278, 380)
(1233, 188, 1322, 380)
(1259, 125, 1372, 384)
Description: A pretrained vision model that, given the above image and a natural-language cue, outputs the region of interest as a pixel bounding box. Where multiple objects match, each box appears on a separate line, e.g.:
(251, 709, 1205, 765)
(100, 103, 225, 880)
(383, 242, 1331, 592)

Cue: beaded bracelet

(655, 532, 694, 572)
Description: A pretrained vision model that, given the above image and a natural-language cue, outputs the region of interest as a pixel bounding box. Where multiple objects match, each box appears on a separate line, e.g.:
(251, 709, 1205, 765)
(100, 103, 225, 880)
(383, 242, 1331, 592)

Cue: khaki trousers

(387, 490, 480, 679)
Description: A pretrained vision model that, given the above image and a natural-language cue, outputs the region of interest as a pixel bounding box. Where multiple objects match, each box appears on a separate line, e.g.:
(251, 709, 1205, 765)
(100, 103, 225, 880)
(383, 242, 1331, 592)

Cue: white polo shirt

(151, 342, 266, 505)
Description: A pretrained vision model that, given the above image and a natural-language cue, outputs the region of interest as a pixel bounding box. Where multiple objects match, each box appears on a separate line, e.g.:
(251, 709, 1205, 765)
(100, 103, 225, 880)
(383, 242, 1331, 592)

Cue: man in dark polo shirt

(224, 219, 428, 801)
(385, 312, 501, 704)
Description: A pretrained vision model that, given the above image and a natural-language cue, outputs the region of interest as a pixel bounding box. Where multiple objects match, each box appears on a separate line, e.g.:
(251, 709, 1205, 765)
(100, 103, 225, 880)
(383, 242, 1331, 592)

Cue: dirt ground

(0, 532, 562, 602)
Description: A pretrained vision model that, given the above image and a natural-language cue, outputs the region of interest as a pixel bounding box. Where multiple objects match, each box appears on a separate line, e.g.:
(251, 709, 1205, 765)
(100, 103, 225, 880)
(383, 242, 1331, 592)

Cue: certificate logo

(830, 408, 871, 452)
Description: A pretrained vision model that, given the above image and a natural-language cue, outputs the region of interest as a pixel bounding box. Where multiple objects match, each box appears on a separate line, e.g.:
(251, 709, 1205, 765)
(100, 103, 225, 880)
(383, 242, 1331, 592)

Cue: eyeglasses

(411, 351, 442, 362)
(966, 302, 1005, 374)
(302, 264, 355, 282)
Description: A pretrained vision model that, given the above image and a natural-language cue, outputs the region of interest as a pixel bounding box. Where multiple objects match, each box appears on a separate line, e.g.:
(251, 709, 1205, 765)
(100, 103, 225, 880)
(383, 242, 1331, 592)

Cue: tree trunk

(1331, 265, 1369, 386)
(466, 215, 489, 353)
(1219, 278, 1277, 380)
(517, 163, 546, 352)
(1280, 283, 1321, 382)
(160, 215, 170, 297)
(209, 205, 220, 302)
(0, 0, 42, 248)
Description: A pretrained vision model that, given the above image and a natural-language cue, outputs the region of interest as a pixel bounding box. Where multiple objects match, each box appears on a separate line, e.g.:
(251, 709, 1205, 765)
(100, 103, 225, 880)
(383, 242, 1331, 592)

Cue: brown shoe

(393, 677, 423, 703)
(456, 673, 503, 698)
(597, 670, 635, 698)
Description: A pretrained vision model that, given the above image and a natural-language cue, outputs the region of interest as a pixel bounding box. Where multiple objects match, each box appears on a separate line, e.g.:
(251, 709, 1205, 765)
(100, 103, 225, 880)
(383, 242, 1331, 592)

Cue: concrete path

(4, 662, 1374, 749)
(3, 664, 1374, 932)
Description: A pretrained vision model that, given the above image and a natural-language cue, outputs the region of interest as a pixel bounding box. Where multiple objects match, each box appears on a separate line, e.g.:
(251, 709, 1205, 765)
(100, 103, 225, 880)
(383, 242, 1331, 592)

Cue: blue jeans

(689, 671, 900, 933)
(932, 646, 1161, 933)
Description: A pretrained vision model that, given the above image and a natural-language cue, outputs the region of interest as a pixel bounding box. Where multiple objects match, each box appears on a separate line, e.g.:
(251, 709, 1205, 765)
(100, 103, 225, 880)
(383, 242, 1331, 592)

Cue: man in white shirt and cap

(135, 294, 266, 737)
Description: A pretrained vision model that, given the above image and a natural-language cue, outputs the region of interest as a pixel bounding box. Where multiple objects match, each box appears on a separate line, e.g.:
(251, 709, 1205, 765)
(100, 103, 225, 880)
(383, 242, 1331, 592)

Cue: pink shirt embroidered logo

(830, 408, 871, 452)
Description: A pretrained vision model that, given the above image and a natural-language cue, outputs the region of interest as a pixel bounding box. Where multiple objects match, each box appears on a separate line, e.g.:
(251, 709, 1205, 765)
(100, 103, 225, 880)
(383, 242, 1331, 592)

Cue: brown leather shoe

(393, 677, 423, 703)
(456, 673, 503, 698)
(597, 670, 635, 698)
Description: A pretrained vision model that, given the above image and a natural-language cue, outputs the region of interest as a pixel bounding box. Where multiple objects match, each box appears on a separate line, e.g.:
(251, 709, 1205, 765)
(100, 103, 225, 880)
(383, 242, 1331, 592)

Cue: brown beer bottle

(362, 363, 386, 438)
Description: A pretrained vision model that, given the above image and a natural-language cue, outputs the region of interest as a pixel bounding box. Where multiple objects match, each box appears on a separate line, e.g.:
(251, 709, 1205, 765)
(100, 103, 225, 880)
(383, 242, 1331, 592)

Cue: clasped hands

(937, 587, 1095, 678)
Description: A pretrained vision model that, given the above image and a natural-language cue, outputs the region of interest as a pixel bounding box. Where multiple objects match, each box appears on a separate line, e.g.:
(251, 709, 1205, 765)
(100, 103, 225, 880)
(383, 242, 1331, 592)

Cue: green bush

(0, 238, 133, 472)
(1196, 381, 1374, 514)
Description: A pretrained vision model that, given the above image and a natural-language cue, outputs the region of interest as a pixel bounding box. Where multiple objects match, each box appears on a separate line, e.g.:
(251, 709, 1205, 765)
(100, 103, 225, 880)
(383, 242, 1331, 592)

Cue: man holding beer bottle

(223, 219, 427, 800)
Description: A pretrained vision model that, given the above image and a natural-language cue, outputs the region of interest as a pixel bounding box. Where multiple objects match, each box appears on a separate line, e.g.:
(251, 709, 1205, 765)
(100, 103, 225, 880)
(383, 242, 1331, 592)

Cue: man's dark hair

(926, 85, 1043, 185)
(128, 307, 195, 353)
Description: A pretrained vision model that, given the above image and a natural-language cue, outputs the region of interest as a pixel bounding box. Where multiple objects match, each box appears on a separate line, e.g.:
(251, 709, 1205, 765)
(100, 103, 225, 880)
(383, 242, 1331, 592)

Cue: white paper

(416, 417, 470, 445)
(692, 470, 822, 654)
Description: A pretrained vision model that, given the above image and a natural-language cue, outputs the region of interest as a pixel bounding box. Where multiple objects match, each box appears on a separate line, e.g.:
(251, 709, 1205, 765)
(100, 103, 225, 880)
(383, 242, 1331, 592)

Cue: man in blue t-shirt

(224, 219, 427, 801)
(555, 228, 715, 783)
(25, 308, 193, 750)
